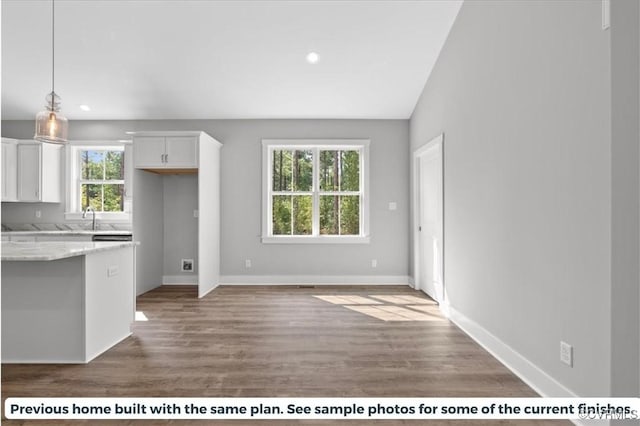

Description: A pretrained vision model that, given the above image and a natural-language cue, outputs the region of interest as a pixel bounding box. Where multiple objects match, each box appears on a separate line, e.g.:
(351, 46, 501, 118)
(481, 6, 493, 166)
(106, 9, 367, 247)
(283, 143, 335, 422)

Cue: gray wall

(163, 174, 198, 278)
(2, 119, 410, 279)
(611, 0, 640, 400)
(410, 0, 612, 397)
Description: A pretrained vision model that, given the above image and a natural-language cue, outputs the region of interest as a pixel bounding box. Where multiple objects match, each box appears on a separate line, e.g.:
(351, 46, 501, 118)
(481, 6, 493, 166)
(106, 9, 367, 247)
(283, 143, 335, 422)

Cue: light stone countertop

(1, 241, 139, 261)
(2, 230, 132, 236)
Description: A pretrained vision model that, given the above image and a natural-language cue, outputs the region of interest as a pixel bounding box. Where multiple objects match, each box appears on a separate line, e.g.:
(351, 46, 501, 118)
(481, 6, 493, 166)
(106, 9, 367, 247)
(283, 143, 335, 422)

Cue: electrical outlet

(371, 259, 377, 268)
(35, 210, 41, 218)
(388, 202, 397, 211)
(560, 341, 573, 367)
(107, 265, 119, 277)
(193, 209, 199, 218)
(245, 259, 252, 268)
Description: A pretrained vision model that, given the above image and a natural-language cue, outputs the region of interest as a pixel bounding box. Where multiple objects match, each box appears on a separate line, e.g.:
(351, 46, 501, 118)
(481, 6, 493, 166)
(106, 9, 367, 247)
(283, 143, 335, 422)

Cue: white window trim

(261, 139, 370, 244)
(65, 141, 132, 222)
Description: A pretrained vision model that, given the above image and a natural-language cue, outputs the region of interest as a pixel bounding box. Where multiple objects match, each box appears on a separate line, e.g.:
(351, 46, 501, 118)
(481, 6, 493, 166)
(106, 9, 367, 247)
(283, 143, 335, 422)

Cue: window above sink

(64, 141, 133, 222)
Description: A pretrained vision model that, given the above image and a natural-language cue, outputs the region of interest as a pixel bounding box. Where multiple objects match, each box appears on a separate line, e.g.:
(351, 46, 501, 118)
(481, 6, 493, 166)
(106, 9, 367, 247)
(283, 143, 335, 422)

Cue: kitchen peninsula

(1, 241, 137, 363)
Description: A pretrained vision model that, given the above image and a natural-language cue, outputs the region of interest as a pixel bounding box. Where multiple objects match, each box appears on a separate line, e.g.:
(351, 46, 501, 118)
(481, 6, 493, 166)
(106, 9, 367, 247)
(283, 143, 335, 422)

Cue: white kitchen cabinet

(131, 131, 221, 298)
(133, 135, 198, 170)
(17, 142, 62, 203)
(1, 138, 18, 202)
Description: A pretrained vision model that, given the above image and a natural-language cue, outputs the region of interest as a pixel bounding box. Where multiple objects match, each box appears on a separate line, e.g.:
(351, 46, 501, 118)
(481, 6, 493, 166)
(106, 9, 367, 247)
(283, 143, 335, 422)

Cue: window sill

(64, 212, 132, 223)
(261, 235, 370, 244)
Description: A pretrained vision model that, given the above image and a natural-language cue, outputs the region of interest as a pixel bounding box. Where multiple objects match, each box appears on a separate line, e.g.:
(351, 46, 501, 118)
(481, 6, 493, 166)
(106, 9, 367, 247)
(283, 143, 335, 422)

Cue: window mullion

(360, 147, 364, 236)
(267, 147, 273, 236)
(312, 147, 320, 237)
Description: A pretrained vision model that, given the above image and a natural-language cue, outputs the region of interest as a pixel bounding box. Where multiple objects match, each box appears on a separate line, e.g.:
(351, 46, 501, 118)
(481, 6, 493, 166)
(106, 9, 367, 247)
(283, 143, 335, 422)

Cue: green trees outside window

(271, 148, 361, 236)
(80, 150, 125, 212)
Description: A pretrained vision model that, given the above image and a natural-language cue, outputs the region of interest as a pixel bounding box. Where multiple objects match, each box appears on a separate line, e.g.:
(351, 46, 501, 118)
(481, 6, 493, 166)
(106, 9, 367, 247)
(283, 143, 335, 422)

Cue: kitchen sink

(91, 234, 132, 242)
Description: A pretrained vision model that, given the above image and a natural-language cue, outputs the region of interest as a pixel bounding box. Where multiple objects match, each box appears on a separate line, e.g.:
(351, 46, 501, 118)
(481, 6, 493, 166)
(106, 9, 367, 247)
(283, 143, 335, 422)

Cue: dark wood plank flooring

(1, 285, 570, 425)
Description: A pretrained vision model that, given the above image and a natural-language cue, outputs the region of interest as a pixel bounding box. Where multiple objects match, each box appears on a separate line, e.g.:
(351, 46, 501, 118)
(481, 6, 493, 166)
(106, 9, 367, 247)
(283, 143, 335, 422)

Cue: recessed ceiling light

(306, 52, 320, 64)
(79, 104, 91, 111)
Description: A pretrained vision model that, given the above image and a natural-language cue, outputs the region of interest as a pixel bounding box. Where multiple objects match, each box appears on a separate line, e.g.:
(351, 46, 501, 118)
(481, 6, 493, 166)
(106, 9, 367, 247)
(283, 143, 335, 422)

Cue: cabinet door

(40, 144, 62, 202)
(133, 137, 166, 168)
(2, 142, 18, 201)
(165, 136, 198, 168)
(17, 144, 40, 201)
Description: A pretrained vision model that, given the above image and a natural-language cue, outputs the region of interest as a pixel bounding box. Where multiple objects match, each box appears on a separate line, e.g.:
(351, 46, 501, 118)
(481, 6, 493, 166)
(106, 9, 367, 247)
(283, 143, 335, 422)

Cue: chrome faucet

(82, 206, 97, 231)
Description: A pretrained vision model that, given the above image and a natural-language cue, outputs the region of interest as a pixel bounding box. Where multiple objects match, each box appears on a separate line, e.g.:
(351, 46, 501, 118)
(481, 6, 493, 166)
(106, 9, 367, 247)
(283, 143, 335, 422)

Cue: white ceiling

(2, 0, 462, 120)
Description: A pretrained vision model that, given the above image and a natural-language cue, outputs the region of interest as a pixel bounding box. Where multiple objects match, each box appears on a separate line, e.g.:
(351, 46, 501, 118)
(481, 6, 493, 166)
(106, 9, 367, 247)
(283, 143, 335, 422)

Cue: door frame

(412, 133, 446, 310)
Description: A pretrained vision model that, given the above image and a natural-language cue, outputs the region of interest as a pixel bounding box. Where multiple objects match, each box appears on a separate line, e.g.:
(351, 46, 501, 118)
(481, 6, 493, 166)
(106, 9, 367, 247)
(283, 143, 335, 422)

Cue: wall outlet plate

(560, 341, 573, 367)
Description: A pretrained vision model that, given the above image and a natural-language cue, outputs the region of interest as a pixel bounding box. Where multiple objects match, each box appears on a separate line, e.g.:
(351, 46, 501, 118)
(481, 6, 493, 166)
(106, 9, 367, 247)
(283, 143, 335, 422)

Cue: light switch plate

(560, 341, 573, 367)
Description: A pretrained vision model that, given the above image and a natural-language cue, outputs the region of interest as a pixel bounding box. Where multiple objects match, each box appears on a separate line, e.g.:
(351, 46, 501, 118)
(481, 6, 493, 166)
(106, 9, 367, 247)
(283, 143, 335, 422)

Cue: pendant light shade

(35, 92, 68, 143)
(34, 0, 68, 144)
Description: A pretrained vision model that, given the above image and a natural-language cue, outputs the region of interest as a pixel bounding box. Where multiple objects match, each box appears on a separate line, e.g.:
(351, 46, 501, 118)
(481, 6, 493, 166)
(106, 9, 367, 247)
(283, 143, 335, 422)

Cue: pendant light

(34, 0, 68, 144)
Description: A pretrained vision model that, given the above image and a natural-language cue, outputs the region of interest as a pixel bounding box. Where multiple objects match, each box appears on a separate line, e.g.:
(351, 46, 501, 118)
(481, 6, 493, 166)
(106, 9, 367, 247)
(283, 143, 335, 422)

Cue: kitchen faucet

(83, 206, 97, 231)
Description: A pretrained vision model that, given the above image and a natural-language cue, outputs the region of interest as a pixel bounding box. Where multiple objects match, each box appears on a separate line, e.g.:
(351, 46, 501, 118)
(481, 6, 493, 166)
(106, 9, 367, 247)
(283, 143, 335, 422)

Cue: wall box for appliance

(2, 139, 62, 203)
(131, 132, 198, 172)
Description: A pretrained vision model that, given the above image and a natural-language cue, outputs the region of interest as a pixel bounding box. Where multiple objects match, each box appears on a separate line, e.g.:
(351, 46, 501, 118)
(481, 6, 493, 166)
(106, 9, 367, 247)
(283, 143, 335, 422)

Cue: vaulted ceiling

(2, 0, 462, 120)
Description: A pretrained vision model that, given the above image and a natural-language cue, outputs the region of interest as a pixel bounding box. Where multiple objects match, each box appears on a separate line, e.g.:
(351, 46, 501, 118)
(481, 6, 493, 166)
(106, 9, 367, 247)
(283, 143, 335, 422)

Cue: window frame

(262, 139, 370, 244)
(65, 141, 132, 222)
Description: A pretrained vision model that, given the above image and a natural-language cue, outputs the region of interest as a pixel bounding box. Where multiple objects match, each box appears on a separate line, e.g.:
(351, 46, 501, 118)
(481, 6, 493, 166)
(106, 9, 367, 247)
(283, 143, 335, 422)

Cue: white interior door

(415, 135, 444, 302)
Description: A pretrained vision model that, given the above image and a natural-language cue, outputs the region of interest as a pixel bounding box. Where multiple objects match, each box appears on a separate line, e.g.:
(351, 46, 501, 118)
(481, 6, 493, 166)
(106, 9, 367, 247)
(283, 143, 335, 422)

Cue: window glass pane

(81, 184, 103, 211)
(272, 195, 292, 234)
(272, 195, 312, 235)
(319, 150, 338, 191)
(272, 150, 292, 191)
(272, 150, 312, 192)
(81, 151, 105, 180)
(340, 150, 360, 191)
(103, 184, 125, 212)
(340, 195, 360, 235)
(320, 195, 360, 235)
(320, 195, 339, 235)
(292, 150, 312, 191)
(292, 195, 312, 235)
(319, 150, 360, 192)
(105, 151, 124, 180)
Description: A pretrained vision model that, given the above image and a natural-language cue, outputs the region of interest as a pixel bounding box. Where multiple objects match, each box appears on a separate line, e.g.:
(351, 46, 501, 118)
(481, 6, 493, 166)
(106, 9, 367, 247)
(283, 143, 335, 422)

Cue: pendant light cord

(51, 0, 55, 95)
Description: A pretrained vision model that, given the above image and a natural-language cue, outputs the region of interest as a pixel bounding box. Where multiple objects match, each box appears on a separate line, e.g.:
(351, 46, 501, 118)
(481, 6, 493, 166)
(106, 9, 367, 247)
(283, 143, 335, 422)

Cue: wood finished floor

(1, 285, 569, 425)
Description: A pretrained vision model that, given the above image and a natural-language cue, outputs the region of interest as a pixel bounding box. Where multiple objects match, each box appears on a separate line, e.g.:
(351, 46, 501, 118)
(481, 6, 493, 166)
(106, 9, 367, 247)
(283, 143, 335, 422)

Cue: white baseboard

(162, 275, 198, 285)
(449, 306, 577, 398)
(219, 275, 412, 285)
(447, 307, 605, 426)
(408, 276, 416, 288)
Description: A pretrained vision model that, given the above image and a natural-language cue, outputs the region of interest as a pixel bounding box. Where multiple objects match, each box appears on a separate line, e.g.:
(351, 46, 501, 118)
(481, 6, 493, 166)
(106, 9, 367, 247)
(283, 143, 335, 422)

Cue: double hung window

(262, 139, 369, 244)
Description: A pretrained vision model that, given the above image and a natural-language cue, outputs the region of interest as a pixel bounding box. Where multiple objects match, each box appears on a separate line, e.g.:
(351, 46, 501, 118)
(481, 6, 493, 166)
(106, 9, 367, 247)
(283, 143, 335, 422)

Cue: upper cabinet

(133, 135, 198, 171)
(2, 139, 62, 203)
(17, 142, 62, 203)
(2, 138, 18, 202)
